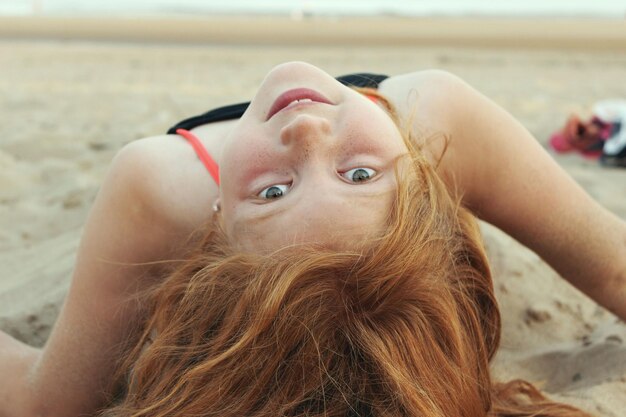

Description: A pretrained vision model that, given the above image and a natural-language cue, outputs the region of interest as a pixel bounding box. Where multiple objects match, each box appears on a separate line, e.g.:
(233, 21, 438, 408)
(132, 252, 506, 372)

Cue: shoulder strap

(176, 128, 220, 186)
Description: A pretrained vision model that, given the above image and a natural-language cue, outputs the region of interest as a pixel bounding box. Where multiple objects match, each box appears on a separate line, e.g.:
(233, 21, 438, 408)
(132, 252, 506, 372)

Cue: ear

(212, 198, 221, 213)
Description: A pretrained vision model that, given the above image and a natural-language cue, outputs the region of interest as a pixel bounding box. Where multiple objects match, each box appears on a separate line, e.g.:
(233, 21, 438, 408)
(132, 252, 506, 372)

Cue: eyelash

(256, 167, 377, 200)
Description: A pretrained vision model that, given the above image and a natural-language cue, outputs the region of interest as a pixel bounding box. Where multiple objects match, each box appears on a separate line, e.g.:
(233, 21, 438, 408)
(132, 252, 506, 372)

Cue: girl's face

(219, 62, 408, 252)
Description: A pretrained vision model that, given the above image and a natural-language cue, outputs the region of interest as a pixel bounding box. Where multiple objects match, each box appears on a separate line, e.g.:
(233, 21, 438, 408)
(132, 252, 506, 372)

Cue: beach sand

(1, 16, 625, 415)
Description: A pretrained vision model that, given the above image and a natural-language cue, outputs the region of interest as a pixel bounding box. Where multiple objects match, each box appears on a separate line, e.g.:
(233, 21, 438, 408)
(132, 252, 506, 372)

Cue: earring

(212, 201, 221, 213)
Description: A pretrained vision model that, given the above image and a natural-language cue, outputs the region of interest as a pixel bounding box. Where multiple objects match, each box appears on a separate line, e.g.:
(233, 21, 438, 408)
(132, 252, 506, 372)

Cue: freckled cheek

(339, 117, 401, 156)
(341, 103, 393, 137)
(223, 128, 272, 168)
(221, 139, 282, 200)
(224, 144, 259, 169)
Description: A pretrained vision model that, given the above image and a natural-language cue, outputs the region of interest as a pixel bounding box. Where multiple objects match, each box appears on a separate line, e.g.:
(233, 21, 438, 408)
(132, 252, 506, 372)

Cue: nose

(280, 113, 333, 149)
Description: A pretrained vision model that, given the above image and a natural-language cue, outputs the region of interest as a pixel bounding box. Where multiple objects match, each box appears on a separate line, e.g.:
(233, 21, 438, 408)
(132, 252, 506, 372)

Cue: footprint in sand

(518, 319, 626, 393)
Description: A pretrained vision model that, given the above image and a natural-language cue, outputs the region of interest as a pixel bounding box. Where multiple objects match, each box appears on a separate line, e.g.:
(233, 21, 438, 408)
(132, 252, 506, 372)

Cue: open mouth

(266, 88, 333, 120)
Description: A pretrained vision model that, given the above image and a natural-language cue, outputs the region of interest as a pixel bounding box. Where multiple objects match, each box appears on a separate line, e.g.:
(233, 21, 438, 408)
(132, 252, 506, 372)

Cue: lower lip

(266, 88, 333, 120)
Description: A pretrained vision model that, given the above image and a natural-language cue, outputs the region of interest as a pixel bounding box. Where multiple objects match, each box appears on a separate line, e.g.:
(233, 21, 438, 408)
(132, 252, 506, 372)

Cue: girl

(1, 62, 624, 417)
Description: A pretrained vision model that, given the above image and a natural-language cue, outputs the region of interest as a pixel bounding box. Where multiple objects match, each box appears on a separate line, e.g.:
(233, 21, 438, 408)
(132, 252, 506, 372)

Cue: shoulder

(380, 70, 531, 208)
(109, 134, 217, 235)
(379, 70, 475, 173)
(379, 69, 467, 108)
(379, 69, 476, 134)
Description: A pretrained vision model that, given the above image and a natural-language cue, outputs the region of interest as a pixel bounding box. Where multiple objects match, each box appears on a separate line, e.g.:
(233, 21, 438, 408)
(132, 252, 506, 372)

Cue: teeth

(288, 98, 313, 106)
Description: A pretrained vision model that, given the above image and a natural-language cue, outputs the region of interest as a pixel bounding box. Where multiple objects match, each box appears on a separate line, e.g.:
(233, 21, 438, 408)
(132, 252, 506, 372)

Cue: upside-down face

(218, 62, 408, 252)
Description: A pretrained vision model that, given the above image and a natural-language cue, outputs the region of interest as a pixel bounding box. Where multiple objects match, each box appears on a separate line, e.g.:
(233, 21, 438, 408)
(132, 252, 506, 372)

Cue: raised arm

(382, 71, 626, 321)
(0, 137, 207, 417)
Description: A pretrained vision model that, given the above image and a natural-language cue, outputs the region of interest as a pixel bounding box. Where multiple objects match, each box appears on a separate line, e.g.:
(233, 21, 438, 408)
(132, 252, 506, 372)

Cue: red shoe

(550, 115, 612, 159)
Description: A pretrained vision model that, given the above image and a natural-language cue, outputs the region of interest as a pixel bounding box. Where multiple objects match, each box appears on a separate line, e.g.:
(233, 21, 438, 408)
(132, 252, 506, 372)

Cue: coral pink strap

(364, 94, 378, 103)
(176, 128, 220, 186)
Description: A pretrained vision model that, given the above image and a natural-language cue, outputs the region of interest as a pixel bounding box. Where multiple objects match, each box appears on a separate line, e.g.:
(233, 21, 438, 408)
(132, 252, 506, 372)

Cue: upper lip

(266, 88, 333, 120)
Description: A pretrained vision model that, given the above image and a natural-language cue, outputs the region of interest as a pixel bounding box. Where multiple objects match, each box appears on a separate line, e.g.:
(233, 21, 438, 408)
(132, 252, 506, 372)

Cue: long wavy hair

(100, 90, 593, 417)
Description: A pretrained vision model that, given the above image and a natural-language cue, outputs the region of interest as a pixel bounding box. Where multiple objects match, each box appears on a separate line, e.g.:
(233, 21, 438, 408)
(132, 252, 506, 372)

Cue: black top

(167, 73, 389, 134)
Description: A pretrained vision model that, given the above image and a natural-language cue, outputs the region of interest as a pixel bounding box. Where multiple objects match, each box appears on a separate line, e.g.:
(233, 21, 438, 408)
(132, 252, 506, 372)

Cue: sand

(0, 16, 625, 416)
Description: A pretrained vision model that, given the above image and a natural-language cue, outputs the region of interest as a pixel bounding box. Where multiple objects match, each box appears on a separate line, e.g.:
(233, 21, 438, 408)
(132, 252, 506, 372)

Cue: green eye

(258, 184, 289, 199)
(342, 168, 376, 183)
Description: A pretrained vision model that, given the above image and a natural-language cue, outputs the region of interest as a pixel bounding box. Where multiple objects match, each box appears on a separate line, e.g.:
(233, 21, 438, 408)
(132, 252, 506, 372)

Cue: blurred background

(1, 0, 625, 18)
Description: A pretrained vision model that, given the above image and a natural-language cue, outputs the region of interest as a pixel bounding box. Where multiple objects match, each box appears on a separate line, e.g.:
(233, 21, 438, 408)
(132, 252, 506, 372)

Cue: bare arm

(385, 70, 626, 321)
(0, 138, 206, 417)
(448, 74, 625, 321)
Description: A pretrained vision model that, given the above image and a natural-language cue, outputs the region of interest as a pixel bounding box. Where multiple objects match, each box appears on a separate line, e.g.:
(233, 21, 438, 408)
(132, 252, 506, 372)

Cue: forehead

(229, 186, 395, 252)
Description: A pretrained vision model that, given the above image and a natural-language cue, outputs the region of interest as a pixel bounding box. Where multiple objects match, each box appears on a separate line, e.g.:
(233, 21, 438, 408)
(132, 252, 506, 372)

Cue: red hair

(100, 90, 593, 417)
